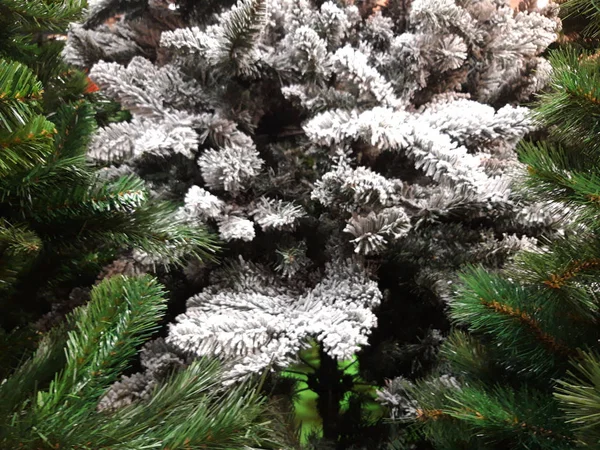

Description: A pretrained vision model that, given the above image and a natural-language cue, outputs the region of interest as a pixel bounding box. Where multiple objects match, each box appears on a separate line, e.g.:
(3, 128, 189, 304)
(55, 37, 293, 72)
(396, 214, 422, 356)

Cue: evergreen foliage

(64, 0, 562, 446)
(0, 0, 218, 330)
(380, 1, 600, 448)
(0, 275, 285, 449)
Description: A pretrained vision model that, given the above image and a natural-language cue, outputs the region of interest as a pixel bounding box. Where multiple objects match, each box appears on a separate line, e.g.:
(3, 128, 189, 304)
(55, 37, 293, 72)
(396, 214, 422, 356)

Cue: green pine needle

(0, 0, 86, 33)
(0, 219, 41, 290)
(0, 59, 44, 132)
(556, 350, 600, 445)
(563, 0, 600, 38)
(0, 276, 284, 449)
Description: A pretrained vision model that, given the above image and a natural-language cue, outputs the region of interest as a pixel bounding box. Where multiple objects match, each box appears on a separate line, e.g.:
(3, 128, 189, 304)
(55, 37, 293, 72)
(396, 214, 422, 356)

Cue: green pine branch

(0, 59, 44, 132)
(29, 174, 149, 222)
(519, 140, 600, 226)
(556, 350, 600, 445)
(438, 330, 499, 383)
(413, 381, 575, 450)
(0, 275, 166, 446)
(25, 175, 219, 266)
(0, 219, 41, 291)
(0, 114, 57, 177)
(0, 275, 285, 449)
(0, 0, 86, 33)
(451, 266, 578, 374)
(533, 48, 600, 151)
(50, 100, 97, 158)
(34, 275, 167, 418)
(0, 322, 69, 420)
(562, 0, 600, 39)
(0, 154, 89, 206)
(100, 361, 281, 449)
(0, 0, 221, 334)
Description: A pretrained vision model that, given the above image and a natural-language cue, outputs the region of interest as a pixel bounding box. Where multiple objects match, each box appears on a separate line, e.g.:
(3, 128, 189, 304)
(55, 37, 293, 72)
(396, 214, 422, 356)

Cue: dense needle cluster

(3, 0, 589, 447)
(59, 0, 564, 444)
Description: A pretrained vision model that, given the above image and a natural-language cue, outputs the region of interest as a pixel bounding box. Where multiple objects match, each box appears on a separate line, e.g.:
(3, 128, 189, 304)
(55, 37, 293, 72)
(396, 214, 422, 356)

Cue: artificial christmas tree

(0, 0, 217, 331)
(65, 0, 562, 446)
(0, 274, 286, 449)
(378, 1, 600, 448)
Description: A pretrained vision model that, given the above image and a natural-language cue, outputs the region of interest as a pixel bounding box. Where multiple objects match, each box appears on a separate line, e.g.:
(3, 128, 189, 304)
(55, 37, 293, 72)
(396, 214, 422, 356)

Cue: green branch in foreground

(0, 275, 284, 449)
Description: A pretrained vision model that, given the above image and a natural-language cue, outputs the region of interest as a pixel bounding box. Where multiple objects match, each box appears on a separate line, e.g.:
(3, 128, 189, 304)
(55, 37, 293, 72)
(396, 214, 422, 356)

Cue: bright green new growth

(0, 275, 283, 449)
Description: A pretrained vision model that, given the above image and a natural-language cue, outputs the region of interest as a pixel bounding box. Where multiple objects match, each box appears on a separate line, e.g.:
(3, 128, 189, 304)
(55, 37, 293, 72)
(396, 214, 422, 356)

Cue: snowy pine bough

(167, 257, 382, 382)
(66, 0, 561, 382)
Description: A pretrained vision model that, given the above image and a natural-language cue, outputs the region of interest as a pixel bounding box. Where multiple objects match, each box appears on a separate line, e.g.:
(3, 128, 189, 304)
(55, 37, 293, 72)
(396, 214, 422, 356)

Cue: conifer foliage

(377, 1, 600, 448)
(0, 275, 284, 449)
(64, 0, 562, 445)
(0, 0, 218, 329)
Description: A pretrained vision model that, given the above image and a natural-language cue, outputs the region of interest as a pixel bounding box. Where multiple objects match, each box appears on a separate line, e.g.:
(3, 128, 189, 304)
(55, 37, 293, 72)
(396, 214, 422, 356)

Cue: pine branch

(33, 193, 220, 266)
(410, 377, 575, 449)
(0, 219, 41, 291)
(28, 174, 149, 222)
(103, 360, 280, 449)
(556, 350, 600, 445)
(76, 201, 221, 266)
(0, 325, 40, 380)
(0, 277, 284, 449)
(217, 0, 267, 74)
(509, 237, 600, 319)
(534, 48, 600, 151)
(438, 330, 499, 382)
(0, 59, 44, 132)
(0, 154, 90, 206)
(0, 322, 68, 424)
(0, 0, 86, 33)
(451, 266, 579, 373)
(49, 100, 97, 158)
(0, 115, 58, 177)
(29, 275, 167, 429)
(437, 385, 573, 449)
(519, 140, 600, 226)
(563, 0, 600, 38)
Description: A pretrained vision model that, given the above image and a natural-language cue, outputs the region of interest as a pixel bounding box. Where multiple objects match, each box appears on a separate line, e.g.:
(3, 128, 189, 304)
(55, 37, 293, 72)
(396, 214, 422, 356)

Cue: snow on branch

(167, 258, 382, 381)
(311, 156, 401, 212)
(89, 112, 202, 162)
(251, 197, 306, 231)
(344, 207, 412, 255)
(89, 57, 205, 118)
(197, 144, 263, 192)
(161, 0, 268, 76)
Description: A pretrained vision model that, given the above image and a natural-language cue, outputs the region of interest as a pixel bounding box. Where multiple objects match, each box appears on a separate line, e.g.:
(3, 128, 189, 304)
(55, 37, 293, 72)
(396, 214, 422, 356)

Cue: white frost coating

(184, 186, 225, 220)
(344, 208, 412, 255)
(251, 197, 307, 231)
(333, 45, 398, 107)
(72, 0, 564, 382)
(89, 112, 203, 162)
(167, 259, 382, 381)
(218, 216, 256, 242)
(311, 156, 400, 211)
(304, 102, 534, 197)
(198, 145, 263, 192)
